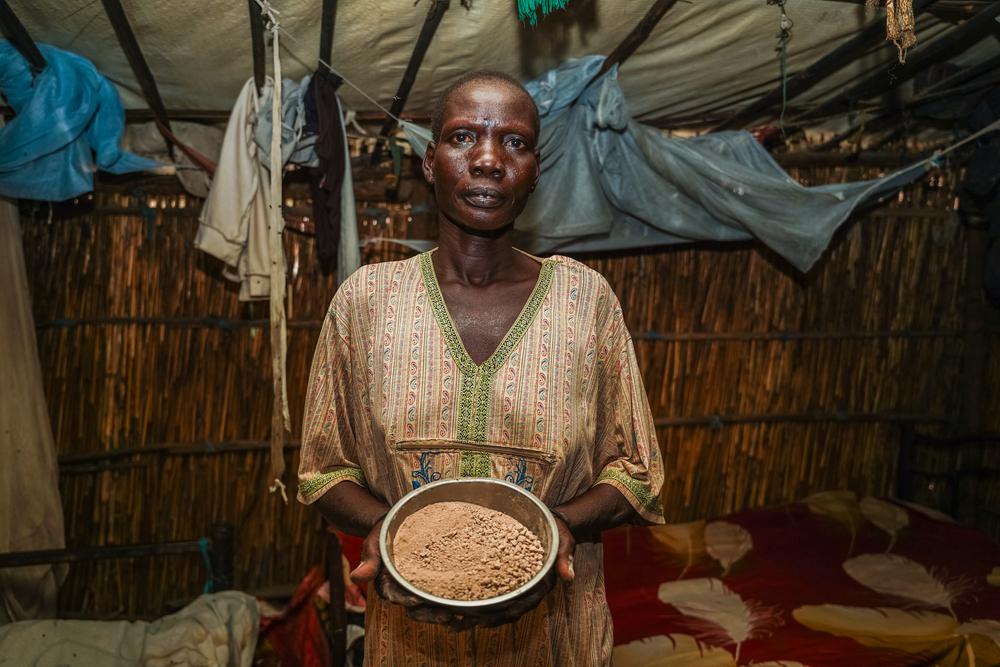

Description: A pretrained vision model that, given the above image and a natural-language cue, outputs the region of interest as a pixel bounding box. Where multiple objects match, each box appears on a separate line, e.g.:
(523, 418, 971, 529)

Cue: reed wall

(19, 160, 998, 618)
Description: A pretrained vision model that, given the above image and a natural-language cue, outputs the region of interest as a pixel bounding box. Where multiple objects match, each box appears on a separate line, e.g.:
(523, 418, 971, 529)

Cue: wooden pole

(796, 1, 1000, 126)
(961, 224, 990, 432)
(248, 0, 266, 94)
(0, 540, 206, 568)
(377, 0, 450, 137)
(210, 522, 235, 591)
(325, 529, 347, 666)
(713, 0, 939, 131)
(100, 0, 171, 131)
(319, 0, 338, 69)
(596, 0, 680, 79)
(0, 0, 46, 74)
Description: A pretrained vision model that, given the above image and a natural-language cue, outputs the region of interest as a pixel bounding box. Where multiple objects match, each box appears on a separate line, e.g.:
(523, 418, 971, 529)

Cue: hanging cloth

(402, 55, 929, 273)
(0, 196, 66, 624)
(0, 41, 159, 201)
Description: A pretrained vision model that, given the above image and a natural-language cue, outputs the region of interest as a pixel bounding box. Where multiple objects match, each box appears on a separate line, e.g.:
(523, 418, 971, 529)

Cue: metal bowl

(378, 478, 559, 611)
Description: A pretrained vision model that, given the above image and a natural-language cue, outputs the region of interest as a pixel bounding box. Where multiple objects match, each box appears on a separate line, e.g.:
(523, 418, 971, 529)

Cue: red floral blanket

(604, 492, 1000, 667)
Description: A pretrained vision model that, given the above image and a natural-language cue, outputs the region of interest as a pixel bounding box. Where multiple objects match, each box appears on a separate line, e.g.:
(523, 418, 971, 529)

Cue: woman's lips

(462, 187, 505, 209)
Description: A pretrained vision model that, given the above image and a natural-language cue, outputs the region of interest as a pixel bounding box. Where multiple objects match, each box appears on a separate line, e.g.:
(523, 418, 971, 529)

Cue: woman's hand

(351, 519, 460, 625)
(552, 511, 576, 582)
(348, 518, 384, 586)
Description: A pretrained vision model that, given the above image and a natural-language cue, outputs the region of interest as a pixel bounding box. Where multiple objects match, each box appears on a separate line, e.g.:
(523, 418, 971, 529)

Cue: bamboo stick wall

(19, 160, 998, 618)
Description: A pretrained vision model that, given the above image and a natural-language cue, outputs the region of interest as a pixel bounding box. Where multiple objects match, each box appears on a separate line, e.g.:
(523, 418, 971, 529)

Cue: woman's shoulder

(546, 254, 617, 296)
(331, 254, 423, 311)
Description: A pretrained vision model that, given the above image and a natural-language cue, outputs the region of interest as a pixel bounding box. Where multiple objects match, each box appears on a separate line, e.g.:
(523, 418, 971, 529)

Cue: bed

(605, 492, 1000, 666)
(605, 429, 1000, 667)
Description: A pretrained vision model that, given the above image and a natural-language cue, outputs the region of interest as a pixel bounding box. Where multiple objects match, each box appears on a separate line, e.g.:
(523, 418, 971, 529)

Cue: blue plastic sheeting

(0, 41, 159, 201)
(404, 55, 930, 272)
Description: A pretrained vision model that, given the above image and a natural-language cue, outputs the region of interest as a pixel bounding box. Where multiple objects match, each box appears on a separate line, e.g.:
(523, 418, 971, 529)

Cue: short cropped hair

(430, 71, 540, 143)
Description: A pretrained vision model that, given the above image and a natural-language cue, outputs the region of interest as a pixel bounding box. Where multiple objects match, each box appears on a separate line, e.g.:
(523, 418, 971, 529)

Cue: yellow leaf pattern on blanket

(705, 521, 752, 577)
(843, 553, 967, 618)
(793, 604, 959, 653)
(860, 497, 909, 552)
(657, 578, 774, 664)
(612, 634, 737, 667)
(805, 490, 863, 556)
(649, 521, 706, 579)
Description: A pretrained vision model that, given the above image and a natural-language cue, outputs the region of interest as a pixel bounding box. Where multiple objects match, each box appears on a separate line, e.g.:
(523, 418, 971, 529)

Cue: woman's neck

(434, 218, 522, 287)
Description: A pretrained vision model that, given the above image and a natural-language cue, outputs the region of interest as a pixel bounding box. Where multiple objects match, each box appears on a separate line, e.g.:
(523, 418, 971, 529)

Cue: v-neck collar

(419, 249, 556, 377)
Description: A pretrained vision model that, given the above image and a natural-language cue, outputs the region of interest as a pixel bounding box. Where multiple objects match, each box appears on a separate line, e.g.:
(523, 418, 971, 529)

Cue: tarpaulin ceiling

(8, 0, 999, 128)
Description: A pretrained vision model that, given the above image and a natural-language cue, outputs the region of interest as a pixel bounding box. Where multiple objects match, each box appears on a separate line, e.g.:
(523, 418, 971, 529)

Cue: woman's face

(423, 81, 540, 234)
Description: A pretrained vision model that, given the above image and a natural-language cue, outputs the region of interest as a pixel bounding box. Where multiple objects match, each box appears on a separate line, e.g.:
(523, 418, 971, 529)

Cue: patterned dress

(298, 250, 664, 666)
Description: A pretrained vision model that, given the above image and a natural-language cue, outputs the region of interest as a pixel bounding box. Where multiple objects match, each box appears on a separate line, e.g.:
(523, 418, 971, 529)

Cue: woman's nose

(469, 140, 505, 180)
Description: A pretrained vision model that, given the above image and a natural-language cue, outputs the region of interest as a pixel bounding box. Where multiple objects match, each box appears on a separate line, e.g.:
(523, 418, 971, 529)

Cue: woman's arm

(314, 482, 389, 586)
(550, 485, 641, 581)
(314, 481, 389, 538)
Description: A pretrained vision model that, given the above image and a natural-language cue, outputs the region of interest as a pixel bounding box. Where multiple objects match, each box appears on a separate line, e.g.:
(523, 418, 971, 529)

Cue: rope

(273, 24, 403, 124)
(923, 117, 1000, 166)
(255, 0, 291, 503)
(769, 0, 793, 136)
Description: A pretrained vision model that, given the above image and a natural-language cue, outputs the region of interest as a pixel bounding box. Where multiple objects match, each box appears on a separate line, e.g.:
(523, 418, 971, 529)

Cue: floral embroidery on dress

(411, 451, 442, 489)
(504, 457, 535, 492)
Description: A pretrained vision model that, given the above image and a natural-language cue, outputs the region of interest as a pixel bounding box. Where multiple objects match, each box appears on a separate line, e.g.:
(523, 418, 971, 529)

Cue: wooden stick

(0, 540, 206, 568)
(596, 0, 680, 79)
(0, 0, 46, 74)
(654, 412, 952, 427)
(377, 0, 450, 137)
(248, 0, 266, 94)
(325, 530, 347, 667)
(100, 0, 171, 132)
(319, 0, 338, 69)
(713, 0, 939, 131)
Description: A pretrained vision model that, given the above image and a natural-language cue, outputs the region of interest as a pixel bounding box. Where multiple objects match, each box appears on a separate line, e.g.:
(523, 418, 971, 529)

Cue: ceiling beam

(100, 0, 170, 134)
(596, 0, 680, 79)
(816, 55, 1000, 150)
(248, 0, 266, 93)
(319, 0, 338, 68)
(378, 0, 450, 137)
(713, 0, 940, 131)
(795, 0, 1000, 126)
(0, 0, 46, 75)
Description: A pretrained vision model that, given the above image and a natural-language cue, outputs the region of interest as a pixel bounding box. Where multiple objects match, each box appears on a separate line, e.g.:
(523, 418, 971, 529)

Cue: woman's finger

(350, 522, 384, 585)
(349, 555, 380, 585)
(555, 530, 575, 582)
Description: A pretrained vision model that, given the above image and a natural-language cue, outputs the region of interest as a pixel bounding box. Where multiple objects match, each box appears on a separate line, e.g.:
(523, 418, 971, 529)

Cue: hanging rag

(306, 70, 347, 275)
(266, 21, 290, 502)
(868, 0, 917, 63)
(401, 55, 930, 273)
(0, 41, 159, 201)
(195, 78, 276, 301)
(0, 196, 66, 624)
(254, 75, 319, 169)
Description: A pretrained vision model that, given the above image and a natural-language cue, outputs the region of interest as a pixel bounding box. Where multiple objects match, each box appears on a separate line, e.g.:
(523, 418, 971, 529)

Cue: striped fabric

(298, 250, 664, 666)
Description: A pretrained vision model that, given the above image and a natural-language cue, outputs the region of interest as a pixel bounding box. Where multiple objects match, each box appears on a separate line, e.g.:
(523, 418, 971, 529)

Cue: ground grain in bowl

(391, 501, 545, 600)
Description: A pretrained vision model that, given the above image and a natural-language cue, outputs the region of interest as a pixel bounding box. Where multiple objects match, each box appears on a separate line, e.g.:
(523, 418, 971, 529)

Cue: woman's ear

(422, 142, 437, 185)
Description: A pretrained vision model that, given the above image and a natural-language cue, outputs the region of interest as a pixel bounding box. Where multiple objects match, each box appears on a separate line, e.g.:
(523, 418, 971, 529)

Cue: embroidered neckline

(419, 250, 555, 377)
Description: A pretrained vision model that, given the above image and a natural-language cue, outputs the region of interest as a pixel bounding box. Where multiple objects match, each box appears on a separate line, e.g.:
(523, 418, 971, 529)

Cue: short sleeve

(591, 294, 665, 524)
(296, 296, 367, 505)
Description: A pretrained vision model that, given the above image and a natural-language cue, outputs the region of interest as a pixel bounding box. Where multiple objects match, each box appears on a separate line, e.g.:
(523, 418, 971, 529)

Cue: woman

(298, 71, 664, 665)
